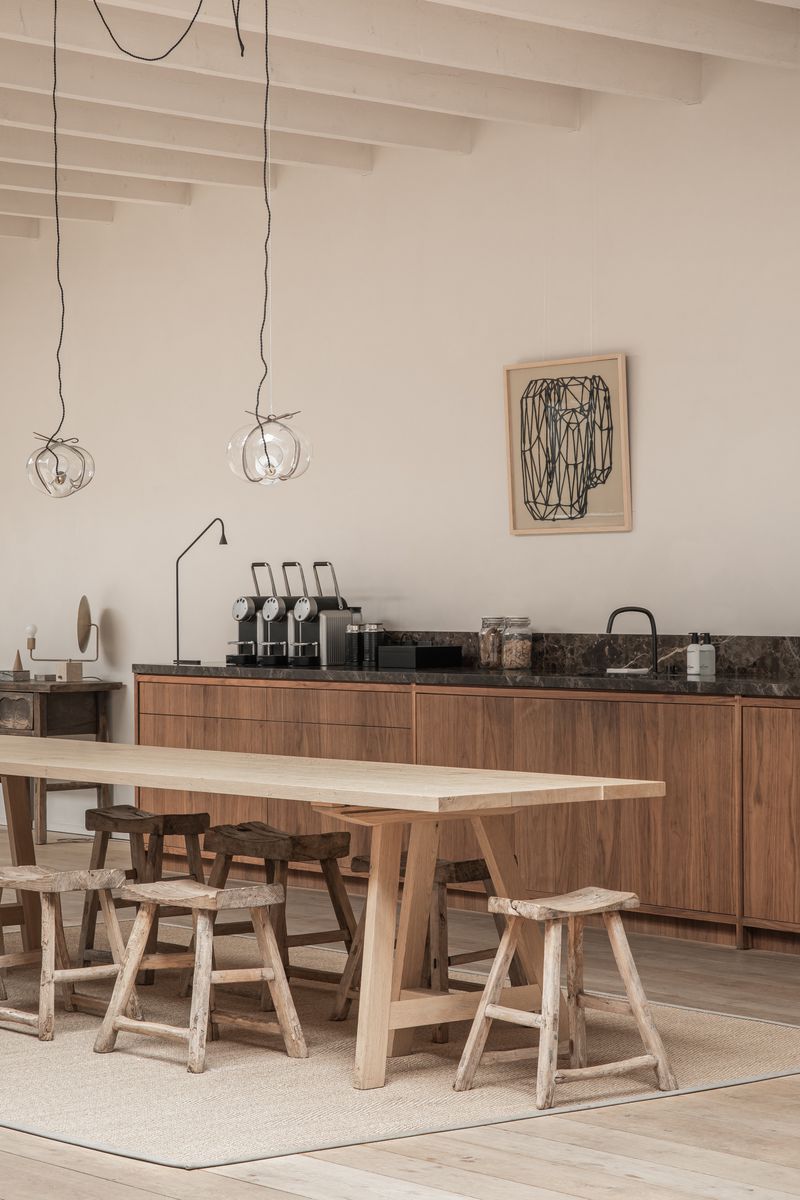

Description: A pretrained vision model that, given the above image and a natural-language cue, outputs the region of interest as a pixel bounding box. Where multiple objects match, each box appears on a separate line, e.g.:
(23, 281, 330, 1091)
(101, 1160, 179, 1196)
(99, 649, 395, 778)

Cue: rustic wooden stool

(332, 853, 526, 1041)
(454, 887, 677, 1109)
(94, 878, 308, 1073)
(78, 804, 209, 975)
(0, 866, 140, 1040)
(189, 821, 356, 1002)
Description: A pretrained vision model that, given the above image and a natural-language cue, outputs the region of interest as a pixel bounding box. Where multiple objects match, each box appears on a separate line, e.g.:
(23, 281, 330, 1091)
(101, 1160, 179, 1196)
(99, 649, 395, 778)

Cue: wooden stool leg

(77, 830, 109, 966)
(141, 832, 164, 985)
(567, 916, 587, 1068)
(250, 906, 308, 1059)
(330, 904, 365, 1021)
(261, 860, 289, 1011)
(320, 858, 357, 948)
(0, 888, 6, 1001)
(430, 881, 450, 1044)
(184, 833, 205, 884)
(187, 910, 215, 1074)
(38, 893, 57, 1040)
(98, 888, 142, 1021)
(604, 912, 677, 1092)
(454, 916, 522, 1092)
(535, 918, 564, 1111)
(180, 854, 230, 998)
(484, 878, 527, 988)
(53, 894, 76, 1013)
(33, 778, 47, 847)
(94, 903, 156, 1054)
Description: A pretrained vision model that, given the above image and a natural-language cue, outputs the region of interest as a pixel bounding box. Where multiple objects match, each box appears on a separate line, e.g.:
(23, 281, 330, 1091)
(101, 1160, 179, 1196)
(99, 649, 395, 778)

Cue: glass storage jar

(501, 617, 533, 670)
(478, 617, 505, 669)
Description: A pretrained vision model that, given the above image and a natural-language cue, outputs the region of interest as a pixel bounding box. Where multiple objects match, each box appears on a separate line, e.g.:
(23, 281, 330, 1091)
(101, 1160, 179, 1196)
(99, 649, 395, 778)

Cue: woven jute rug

(0, 928, 798, 1168)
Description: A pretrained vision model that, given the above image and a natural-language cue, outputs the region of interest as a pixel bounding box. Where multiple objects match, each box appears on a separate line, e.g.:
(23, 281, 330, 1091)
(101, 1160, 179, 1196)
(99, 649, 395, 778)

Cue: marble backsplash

(386, 629, 800, 678)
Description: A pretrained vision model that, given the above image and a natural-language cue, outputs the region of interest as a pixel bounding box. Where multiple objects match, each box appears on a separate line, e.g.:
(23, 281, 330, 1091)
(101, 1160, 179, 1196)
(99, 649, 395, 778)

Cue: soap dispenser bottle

(699, 632, 716, 679)
(686, 633, 700, 678)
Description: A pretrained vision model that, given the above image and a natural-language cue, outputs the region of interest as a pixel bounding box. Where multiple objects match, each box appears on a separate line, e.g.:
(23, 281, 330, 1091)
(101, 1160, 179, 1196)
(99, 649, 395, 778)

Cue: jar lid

(481, 616, 505, 623)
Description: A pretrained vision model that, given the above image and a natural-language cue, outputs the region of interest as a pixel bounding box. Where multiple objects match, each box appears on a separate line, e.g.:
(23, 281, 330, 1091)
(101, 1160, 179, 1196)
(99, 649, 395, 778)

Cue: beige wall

(1, 55, 798, 800)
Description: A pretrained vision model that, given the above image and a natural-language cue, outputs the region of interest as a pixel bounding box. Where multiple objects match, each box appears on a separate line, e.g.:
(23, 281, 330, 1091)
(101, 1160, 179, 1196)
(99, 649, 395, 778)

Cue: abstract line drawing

(519, 375, 613, 521)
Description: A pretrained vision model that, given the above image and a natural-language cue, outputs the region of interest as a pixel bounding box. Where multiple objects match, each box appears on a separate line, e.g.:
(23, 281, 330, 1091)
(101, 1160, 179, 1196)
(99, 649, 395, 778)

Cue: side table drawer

(0, 693, 34, 732)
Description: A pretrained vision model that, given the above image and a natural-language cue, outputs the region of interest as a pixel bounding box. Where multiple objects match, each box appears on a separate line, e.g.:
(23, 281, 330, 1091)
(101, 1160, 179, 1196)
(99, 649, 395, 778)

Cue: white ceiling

(1, 0, 798, 236)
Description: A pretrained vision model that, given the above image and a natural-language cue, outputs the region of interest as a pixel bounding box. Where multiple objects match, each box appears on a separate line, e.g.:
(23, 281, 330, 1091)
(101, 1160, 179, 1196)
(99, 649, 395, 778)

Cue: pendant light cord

(92, 0, 273, 461)
(47, 0, 67, 467)
(92, 0, 207, 63)
(255, 0, 273, 448)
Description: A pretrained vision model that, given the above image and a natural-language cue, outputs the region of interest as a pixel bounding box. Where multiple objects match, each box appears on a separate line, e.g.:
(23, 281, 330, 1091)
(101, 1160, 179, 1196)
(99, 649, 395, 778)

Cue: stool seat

(351, 853, 492, 887)
(0, 866, 127, 893)
(122, 878, 284, 912)
(85, 804, 209, 836)
(205, 822, 349, 863)
(490, 888, 639, 922)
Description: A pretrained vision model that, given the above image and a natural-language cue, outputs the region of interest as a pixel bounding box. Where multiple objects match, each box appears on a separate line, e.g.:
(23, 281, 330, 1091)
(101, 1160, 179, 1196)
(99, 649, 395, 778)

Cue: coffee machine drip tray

(290, 653, 320, 668)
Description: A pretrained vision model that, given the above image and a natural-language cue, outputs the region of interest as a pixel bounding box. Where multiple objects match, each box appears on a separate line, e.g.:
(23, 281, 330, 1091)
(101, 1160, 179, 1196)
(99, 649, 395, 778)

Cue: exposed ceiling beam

(75, 0, 701, 102)
(0, 86, 373, 170)
(423, 0, 800, 68)
(0, 125, 365, 185)
(0, 15, 579, 130)
(0, 188, 113, 222)
(0, 45, 473, 153)
(0, 162, 190, 205)
(0, 214, 39, 238)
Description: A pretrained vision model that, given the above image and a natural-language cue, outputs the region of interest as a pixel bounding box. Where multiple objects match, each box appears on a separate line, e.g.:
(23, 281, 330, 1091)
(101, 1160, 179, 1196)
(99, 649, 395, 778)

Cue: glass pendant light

(227, 413, 311, 486)
(27, 0, 94, 498)
(226, 0, 311, 486)
(27, 437, 95, 498)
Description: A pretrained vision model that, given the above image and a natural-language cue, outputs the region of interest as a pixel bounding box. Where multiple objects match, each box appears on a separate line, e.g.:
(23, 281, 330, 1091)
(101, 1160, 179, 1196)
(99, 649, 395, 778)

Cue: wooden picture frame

(504, 353, 631, 536)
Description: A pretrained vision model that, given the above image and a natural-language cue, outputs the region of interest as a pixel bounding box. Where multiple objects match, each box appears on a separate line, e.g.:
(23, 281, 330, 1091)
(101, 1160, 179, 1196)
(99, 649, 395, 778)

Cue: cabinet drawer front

(0, 693, 34, 732)
(139, 682, 267, 721)
(139, 679, 411, 729)
(262, 687, 411, 728)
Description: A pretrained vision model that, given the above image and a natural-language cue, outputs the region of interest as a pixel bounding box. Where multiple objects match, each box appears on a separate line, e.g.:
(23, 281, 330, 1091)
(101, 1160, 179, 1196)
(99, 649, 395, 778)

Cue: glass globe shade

(26, 441, 95, 498)
(226, 419, 312, 486)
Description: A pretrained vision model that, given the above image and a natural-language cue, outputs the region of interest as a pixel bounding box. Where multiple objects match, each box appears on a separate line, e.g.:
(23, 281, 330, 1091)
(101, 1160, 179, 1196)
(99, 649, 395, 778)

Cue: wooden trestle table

(0, 735, 664, 1089)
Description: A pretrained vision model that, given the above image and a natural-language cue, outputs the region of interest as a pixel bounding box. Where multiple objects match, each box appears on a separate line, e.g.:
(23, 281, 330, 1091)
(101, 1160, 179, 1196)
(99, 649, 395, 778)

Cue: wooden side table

(0, 681, 123, 845)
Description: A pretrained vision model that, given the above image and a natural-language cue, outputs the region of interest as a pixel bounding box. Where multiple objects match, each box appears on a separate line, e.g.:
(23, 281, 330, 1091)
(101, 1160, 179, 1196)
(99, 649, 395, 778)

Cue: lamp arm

(175, 517, 228, 665)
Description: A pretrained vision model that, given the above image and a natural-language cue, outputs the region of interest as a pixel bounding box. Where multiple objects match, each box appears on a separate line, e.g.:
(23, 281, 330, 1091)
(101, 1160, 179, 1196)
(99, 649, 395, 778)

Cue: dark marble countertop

(132, 663, 800, 699)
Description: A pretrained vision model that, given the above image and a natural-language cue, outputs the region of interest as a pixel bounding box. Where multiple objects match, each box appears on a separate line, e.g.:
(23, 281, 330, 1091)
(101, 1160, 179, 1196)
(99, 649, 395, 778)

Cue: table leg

(33, 778, 47, 847)
(353, 821, 404, 1090)
(388, 820, 440, 1058)
(471, 813, 569, 1036)
(2, 775, 41, 951)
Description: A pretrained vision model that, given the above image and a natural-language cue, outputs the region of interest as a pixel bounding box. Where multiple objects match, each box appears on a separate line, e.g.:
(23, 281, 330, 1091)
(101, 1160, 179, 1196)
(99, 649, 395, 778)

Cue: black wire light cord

(91, 0, 274, 468)
(46, 0, 67, 471)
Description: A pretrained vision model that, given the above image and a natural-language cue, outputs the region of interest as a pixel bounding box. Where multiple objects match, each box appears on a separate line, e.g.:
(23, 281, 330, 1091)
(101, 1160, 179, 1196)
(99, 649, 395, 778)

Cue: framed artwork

(504, 352, 631, 536)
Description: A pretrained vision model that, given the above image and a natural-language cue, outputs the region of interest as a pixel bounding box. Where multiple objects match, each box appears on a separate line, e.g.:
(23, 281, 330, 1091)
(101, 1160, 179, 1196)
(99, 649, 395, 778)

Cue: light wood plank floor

(1, 831, 798, 1199)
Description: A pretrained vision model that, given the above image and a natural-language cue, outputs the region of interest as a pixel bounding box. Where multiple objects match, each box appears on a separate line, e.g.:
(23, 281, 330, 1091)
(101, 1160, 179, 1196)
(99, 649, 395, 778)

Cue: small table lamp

(175, 517, 228, 665)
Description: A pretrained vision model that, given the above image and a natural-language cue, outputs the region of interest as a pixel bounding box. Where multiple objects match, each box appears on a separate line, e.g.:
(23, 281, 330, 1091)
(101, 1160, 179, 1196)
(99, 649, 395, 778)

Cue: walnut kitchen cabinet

(415, 690, 738, 918)
(743, 703, 800, 928)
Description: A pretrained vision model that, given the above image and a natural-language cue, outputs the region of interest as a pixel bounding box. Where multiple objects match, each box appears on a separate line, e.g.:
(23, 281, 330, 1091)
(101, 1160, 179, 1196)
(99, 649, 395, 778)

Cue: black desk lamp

(174, 517, 228, 665)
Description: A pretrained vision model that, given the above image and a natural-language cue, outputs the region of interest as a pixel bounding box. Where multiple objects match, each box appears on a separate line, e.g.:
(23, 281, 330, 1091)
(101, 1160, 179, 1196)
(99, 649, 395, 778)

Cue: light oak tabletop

(0, 735, 665, 815)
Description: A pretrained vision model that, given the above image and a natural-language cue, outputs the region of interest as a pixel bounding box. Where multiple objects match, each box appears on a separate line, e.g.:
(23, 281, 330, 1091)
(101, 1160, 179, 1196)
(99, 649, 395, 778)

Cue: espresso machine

(226, 562, 274, 666)
(255, 562, 308, 667)
(287, 562, 361, 668)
